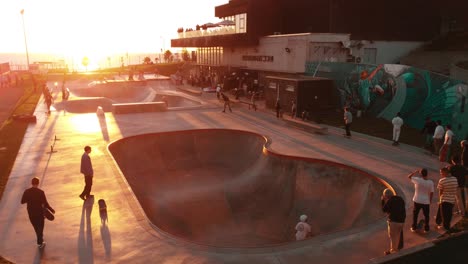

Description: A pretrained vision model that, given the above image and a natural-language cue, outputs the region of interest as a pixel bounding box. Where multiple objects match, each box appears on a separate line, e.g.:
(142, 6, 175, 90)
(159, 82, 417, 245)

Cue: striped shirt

(437, 176, 458, 204)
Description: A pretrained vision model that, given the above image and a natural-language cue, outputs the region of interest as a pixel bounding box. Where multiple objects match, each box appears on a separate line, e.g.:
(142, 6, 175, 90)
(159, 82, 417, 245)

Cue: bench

(112, 102, 167, 114)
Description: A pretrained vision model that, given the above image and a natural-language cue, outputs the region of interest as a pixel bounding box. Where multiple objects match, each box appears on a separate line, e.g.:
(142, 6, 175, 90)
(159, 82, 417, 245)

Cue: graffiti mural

(305, 62, 468, 140)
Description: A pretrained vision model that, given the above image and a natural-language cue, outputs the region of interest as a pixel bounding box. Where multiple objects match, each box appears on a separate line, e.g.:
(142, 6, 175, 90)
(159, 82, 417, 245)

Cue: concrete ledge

(176, 86, 202, 96)
(12, 114, 37, 123)
(112, 102, 167, 114)
(283, 117, 328, 134)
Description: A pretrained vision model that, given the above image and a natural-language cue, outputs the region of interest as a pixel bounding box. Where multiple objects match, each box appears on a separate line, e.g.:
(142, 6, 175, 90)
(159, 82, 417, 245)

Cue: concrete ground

(0, 80, 461, 264)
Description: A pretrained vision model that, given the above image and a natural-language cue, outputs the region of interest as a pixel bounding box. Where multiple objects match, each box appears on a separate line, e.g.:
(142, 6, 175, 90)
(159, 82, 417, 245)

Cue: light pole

(20, 9, 30, 71)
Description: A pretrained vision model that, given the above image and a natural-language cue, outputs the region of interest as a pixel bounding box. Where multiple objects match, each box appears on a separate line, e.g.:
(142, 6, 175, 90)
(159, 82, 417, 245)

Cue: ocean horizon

(0, 52, 168, 71)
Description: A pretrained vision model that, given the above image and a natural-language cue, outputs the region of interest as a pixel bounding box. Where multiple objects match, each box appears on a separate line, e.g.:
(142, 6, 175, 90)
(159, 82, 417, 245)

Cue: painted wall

(306, 62, 468, 140)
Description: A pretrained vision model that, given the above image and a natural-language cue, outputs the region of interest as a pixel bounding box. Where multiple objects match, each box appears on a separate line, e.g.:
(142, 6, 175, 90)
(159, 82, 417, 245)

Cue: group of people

(21, 146, 94, 248)
(382, 155, 468, 255)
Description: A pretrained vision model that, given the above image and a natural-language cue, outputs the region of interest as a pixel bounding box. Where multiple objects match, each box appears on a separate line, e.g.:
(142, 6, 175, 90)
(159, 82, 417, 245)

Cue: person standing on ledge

(79, 146, 94, 201)
(343, 107, 352, 138)
(435, 167, 458, 231)
(433, 120, 445, 155)
(391, 112, 404, 146)
(295, 214, 311, 241)
(381, 188, 406, 255)
(21, 177, 55, 248)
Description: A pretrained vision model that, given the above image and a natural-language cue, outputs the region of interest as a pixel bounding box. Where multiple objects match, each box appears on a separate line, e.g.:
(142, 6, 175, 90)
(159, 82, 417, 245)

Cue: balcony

(177, 26, 236, 39)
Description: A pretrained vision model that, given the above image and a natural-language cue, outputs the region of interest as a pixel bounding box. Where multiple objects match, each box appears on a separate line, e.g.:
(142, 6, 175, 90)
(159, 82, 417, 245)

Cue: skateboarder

(221, 93, 232, 113)
(343, 107, 352, 137)
(21, 177, 55, 248)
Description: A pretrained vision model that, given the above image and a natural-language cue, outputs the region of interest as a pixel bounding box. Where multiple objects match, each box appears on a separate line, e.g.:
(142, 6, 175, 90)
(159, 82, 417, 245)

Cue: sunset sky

(0, 0, 227, 56)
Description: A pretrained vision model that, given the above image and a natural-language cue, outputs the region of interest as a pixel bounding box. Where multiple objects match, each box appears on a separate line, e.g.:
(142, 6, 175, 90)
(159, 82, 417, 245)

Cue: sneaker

(384, 250, 391, 255)
(38, 242, 46, 249)
(437, 225, 443, 229)
(410, 227, 417, 233)
(423, 229, 429, 234)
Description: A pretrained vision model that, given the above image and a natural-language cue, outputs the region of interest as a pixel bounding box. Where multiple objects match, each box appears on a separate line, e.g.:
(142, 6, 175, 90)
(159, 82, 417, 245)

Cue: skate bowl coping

(108, 129, 393, 248)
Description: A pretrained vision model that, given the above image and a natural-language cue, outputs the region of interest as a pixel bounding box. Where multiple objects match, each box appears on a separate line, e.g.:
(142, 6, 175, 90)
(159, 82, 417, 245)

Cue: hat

(300, 214, 308, 222)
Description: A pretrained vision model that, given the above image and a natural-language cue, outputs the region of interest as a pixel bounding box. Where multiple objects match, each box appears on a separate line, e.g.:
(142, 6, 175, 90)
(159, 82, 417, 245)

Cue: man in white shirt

(391, 112, 404, 146)
(439, 125, 454, 163)
(433, 120, 445, 155)
(343, 107, 352, 138)
(216, 84, 221, 100)
(408, 168, 434, 233)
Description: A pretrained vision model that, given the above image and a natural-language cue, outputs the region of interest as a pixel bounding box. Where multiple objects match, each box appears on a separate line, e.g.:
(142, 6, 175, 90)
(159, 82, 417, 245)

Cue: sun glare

(69, 114, 102, 134)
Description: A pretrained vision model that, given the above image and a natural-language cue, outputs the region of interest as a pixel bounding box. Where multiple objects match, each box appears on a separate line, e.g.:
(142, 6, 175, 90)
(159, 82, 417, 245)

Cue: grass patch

(0, 75, 41, 200)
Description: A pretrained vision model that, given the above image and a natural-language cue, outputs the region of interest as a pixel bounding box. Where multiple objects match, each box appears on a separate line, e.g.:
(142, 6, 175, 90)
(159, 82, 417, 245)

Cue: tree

(143, 56, 152, 64)
(164, 50, 172, 62)
(181, 49, 190, 61)
(82, 56, 89, 72)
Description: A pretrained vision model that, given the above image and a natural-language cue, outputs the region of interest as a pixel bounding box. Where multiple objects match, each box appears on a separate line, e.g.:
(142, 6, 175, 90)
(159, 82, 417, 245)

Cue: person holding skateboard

(408, 168, 434, 233)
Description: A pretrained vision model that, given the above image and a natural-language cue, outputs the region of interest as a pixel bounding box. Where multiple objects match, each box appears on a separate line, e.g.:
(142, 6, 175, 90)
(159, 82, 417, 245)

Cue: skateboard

(98, 199, 108, 224)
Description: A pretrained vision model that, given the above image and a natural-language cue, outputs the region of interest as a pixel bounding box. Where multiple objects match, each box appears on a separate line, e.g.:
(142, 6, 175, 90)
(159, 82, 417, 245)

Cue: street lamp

(20, 9, 30, 71)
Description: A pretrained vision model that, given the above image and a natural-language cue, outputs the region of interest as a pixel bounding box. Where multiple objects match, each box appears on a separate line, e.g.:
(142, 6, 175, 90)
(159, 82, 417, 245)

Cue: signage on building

(242, 55, 274, 62)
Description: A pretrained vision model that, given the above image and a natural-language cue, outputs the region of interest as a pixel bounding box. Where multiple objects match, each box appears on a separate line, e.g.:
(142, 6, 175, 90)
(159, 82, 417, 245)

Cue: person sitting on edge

(295, 214, 311, 241)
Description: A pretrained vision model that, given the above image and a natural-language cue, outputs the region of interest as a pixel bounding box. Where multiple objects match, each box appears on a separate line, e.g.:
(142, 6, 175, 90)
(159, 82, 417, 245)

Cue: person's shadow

(78, 196, 94, 264)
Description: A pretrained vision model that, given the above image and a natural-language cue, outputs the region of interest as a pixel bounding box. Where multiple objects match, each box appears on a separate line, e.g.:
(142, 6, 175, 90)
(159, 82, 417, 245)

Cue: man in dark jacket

(21, 177, 55, 248)
(80, 145, 94, 200)
(381, 188, 406, 255)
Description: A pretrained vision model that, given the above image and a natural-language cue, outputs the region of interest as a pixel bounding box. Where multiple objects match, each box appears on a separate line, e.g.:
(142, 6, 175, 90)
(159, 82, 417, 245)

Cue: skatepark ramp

(108, 129, 391, 247)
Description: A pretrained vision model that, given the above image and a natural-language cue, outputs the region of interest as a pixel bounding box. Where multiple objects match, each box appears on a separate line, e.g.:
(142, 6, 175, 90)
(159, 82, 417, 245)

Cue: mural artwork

(306, 62, 468, 140)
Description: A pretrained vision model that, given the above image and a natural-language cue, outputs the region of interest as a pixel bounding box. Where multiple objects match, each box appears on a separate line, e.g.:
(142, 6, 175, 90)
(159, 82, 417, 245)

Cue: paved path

(0, 80, 460, 264)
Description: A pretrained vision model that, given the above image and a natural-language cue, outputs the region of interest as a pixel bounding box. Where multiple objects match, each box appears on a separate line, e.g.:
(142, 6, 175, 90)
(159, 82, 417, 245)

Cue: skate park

(0, 75, 462, 264)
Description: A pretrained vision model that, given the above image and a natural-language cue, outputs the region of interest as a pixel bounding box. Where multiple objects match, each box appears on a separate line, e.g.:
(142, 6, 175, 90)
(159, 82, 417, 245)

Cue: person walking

(21, 177, 55, 248)
(421, 117, 436, 150)
(381, 188, 406, 255)
(449, 155, 468, 216)
(216, 84, 221, 100)
(433, 120, 445, 155)
(391, 112, 404, 146)
(275, 99, 282, 119)
(407, 168, 433, 233)
(79, 146, 94, 201)
(295, 214, 311, 241)
(291, 100, 297, 119)
(460, 140, 467, 167)
(435, 167, 458, 231)
(343, 107, 352, 138)
(249, 92, 257, 111)
(221, 93, 232, 113)
(439, 125, 454, 163)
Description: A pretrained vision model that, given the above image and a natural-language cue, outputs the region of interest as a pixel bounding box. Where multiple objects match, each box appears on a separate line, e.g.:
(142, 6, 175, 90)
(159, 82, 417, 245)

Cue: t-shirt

(392, 116, 403, 129)
(438, 176, 458, 204)
(411, 176, 434, 204)
(433, 125, 445, 139)
(449, 164, 468, 187)
(295, 221, 311, 241)
(344, 111, 352, 124)
(382, 195, 406, 223)
(444, 130, 454, 145)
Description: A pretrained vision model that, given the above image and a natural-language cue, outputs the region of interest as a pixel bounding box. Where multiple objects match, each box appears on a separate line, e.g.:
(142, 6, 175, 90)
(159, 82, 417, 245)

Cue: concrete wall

(401, 51, 468, 75)
(450, 62, 468, 84)
(351, 41, 424, 65)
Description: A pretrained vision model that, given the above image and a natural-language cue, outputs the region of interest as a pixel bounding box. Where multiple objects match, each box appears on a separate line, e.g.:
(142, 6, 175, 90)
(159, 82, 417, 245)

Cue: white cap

(300, 214, 308, 222)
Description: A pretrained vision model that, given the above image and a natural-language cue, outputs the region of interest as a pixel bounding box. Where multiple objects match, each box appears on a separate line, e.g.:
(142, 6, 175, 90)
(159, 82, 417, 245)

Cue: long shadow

(98, 114, 110, 142)
(100, 223, 112, 259)
(78, 197, 94, 264)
